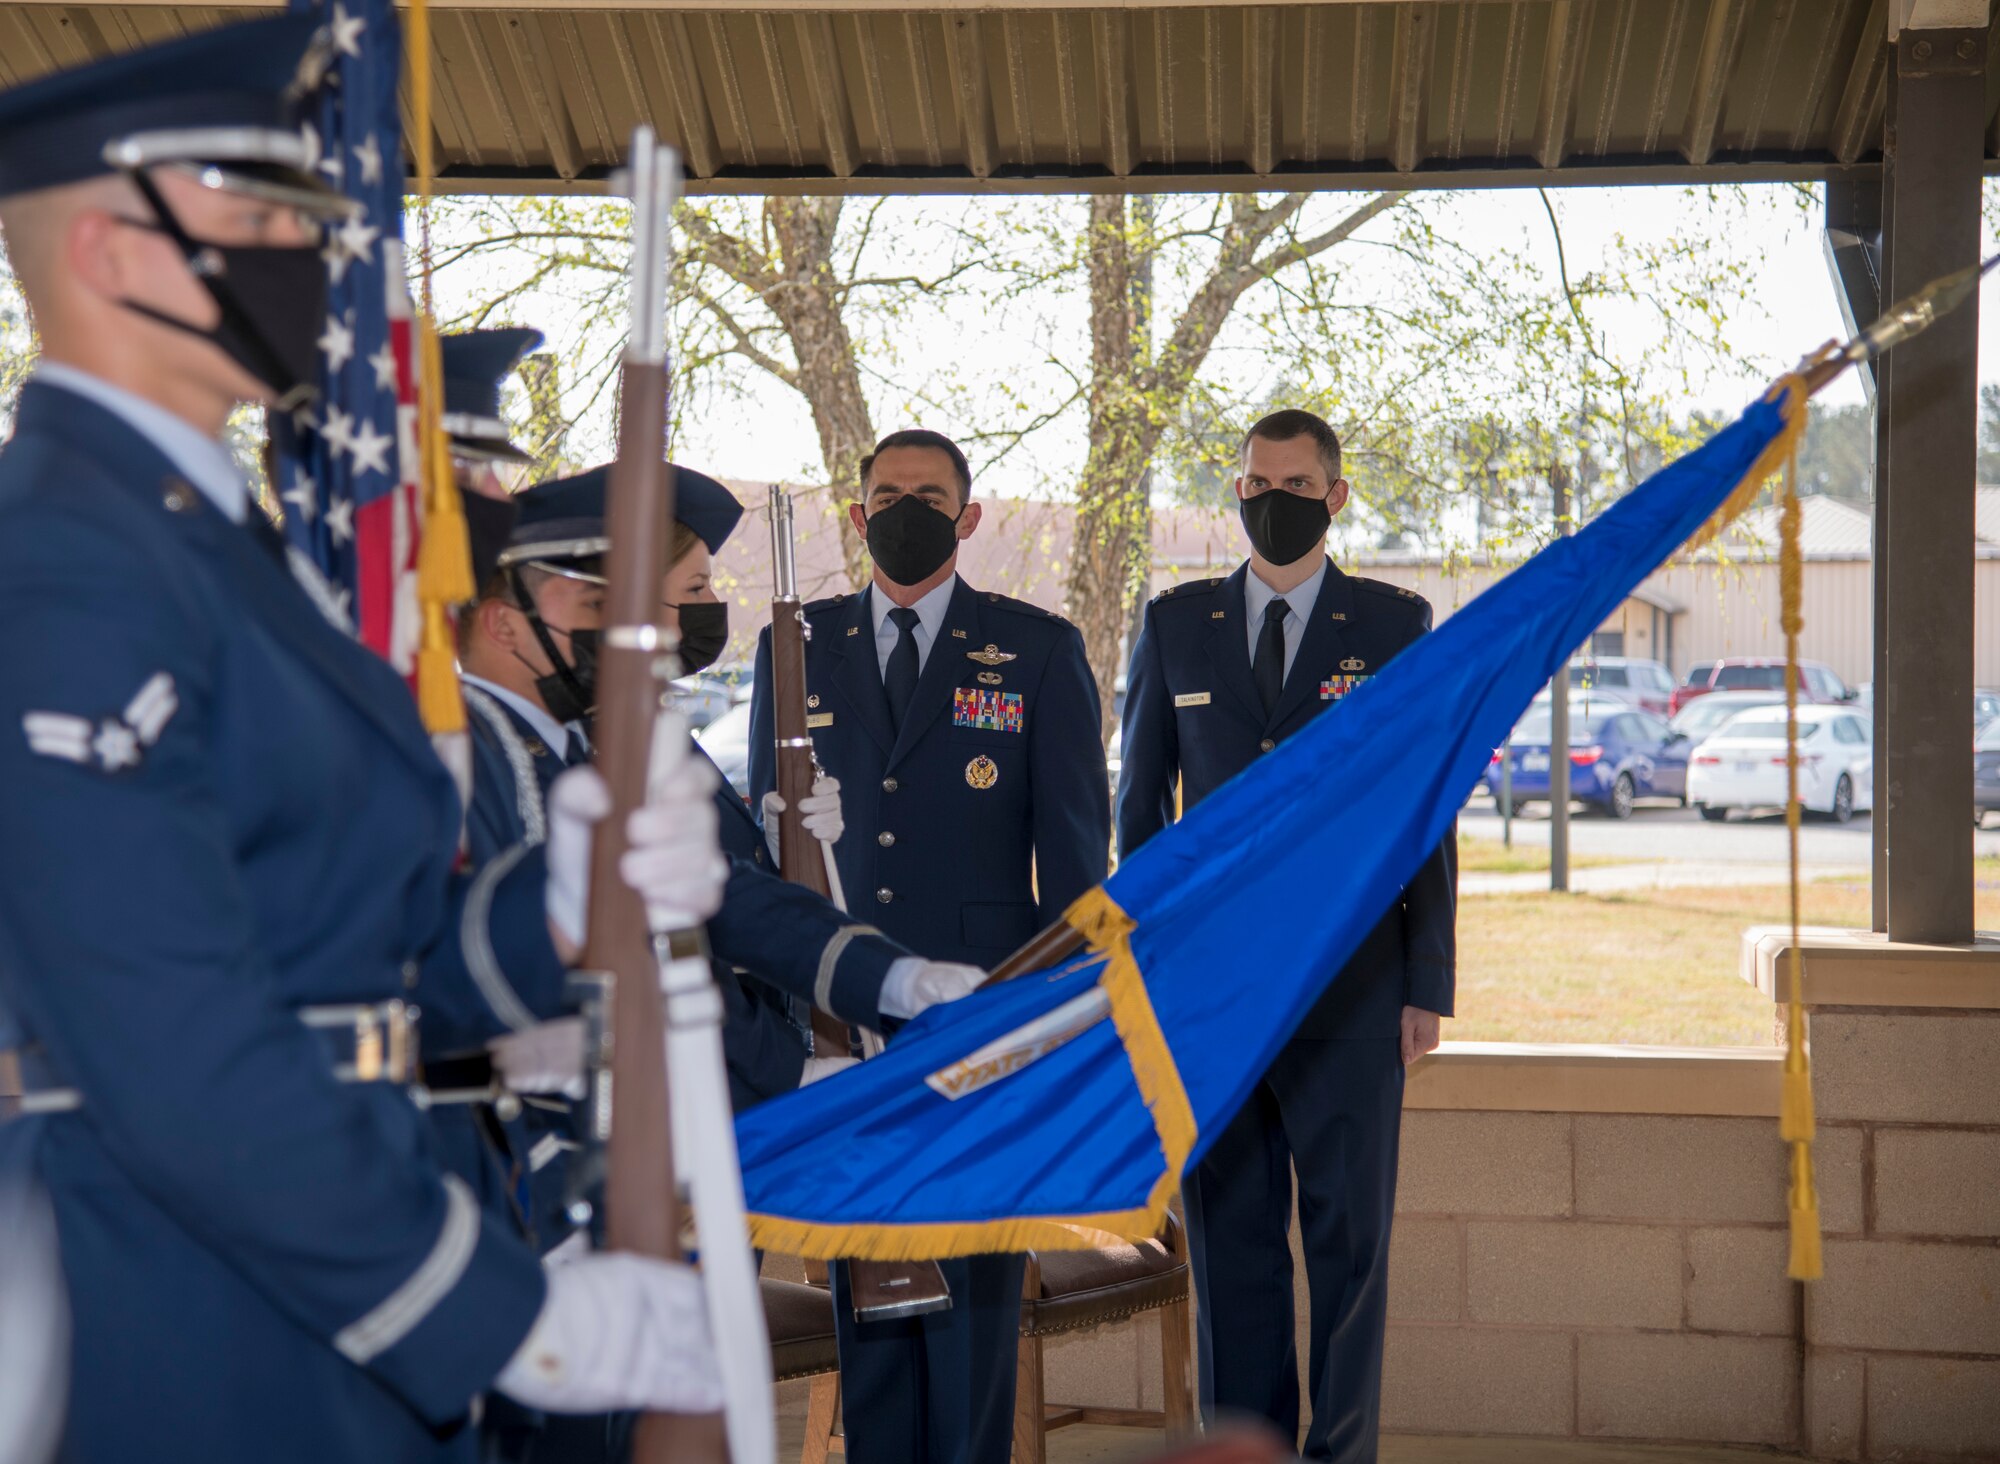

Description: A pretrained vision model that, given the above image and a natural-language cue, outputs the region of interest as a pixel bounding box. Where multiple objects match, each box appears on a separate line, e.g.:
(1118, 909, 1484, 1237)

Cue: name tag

(806, 713, 834, 728)
(1174, 692, 1211, 708)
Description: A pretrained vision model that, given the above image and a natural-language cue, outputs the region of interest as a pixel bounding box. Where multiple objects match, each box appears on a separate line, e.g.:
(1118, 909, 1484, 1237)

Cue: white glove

(799, 1054, 859, 1086)
(494, 1252, 722, 1416)
(544, 763, 729, 951)
(761, 776, 845, 865)
(877, 958, 987, 1021)
(490, 1018, 587, 1100)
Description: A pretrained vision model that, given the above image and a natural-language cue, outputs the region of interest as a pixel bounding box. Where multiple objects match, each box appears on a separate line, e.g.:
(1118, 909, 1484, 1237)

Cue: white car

(1687, 704, 1873, 823)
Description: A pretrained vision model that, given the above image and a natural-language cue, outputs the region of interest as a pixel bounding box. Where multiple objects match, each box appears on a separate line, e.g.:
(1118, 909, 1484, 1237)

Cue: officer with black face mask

(747, 428, 1110, 1464)
(1117, 409, 1456, 1464)
(440, 326, 547, 591)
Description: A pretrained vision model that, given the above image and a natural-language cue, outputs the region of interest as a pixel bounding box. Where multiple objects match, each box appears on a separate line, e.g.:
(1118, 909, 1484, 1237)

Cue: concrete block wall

(1795, 1007, 2000, 1463)
(1381, 1111, 1805, 1448)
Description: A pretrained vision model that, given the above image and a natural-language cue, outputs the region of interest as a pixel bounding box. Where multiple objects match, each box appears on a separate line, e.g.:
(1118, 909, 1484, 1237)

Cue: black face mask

(508, 567, 599, 723)
(460, 490, 519, 594)
(674, 601, 729, 676)
(114, 176, 329, 411)
(1239, 488, 1333, 568)
(864, 493, 965, 587)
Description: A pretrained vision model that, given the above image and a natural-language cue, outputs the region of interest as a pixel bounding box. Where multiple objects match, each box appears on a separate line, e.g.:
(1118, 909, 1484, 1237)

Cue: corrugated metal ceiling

(0, 1, 1996, 194)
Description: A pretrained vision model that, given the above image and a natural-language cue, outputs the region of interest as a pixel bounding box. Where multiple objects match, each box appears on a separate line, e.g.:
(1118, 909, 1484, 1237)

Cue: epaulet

(802, 591, 851, 615)
(1151, 577, 1223, 603)
(1351, 577, 1429, 611)
(979, 589, 1069, 625)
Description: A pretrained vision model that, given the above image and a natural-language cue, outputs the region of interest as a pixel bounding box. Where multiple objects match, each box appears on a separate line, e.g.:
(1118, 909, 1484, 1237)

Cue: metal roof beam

(1244, 4, 1280, 176)
(1388, 1, 1437, 174)
(1832, 0, 1892, 164)
(1680, 0, 1749, 166)
(796, 13, 861, 178)
(1533, 0, 1588, 170)
(942, 10, 998, 178)
(1093, 10, 1141, 177)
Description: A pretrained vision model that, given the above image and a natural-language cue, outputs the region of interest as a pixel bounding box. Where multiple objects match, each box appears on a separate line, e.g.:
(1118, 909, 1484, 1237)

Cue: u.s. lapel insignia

(965, 754, 999, 789)
(23, 672, 179, 774)
(954, 688, 1024, 731)
(977, 670, 1004, 686)
(522, 737, 550, 759)
(847, 626, 861, 636)
(967, 644, 1017, 666)
(951, 628, 968, 639)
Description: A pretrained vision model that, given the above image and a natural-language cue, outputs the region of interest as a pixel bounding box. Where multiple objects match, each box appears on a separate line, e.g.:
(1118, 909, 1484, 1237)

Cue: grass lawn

(1450, 870, 2000, 1047)
(1456, 834, 1625, 875)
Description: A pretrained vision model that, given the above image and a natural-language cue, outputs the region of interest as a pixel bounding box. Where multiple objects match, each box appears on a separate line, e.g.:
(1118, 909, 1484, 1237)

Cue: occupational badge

(965, 754, 999, 790)
(977, 671, 1004, 686)
(807, 694, 821, 709)
(954, 688, 1024, 732)
(966, 644, 1017, 666)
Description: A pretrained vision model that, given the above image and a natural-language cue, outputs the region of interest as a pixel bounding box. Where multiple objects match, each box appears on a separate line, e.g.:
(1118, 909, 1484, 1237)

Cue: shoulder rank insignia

(967, 644, 1016, 666)
(24, 672, 179, 773)
(965, 754, 999, 789)
(1397, 587, 1420, 600)
(954, 688, 1024, 732)
(1320, 674, 1369, 702)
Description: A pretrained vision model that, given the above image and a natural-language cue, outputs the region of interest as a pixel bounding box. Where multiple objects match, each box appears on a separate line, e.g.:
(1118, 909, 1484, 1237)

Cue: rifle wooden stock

(590, 369, 729, 1462)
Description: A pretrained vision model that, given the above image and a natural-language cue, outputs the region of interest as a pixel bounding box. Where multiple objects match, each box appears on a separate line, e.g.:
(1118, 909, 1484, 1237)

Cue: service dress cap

(440, 328, 544, 464)
(0, 11, 350, 214)
(498, 463, 743, 574)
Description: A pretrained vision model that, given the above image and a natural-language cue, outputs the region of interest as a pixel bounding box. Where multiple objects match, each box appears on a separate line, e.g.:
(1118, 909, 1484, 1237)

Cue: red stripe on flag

(355, 494, 398, 657)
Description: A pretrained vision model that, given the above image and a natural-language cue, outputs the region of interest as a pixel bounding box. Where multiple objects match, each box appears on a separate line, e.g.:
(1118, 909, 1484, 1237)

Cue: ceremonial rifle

(767, 485, 953, 1322)
(587, 128, 763, 1464)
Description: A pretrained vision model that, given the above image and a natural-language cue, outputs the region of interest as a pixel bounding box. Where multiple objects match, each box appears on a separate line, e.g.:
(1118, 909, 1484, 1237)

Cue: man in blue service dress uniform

(0, 19, 738, 1460)
(1117, 410, 1456, 1463)
(749, 428, 1112, 1464)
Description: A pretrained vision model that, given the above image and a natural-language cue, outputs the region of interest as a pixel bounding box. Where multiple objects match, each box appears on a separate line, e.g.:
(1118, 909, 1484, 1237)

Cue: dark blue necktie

(1254, 598, 1288, 718)
(884, 607, 921, 732)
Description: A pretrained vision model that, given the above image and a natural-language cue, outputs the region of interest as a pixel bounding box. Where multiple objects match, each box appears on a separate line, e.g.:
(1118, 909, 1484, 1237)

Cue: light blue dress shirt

(868, 574, 957, 678)
(1241, 554, 1329, 684)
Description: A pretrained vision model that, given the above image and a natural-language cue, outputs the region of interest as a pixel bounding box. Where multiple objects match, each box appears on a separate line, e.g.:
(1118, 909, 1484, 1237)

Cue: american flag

(274, 0, 423, 675)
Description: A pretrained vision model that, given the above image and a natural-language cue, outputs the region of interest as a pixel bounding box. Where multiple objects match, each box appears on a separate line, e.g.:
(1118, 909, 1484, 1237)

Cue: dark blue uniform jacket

(0, 384, 551, 1462)
(749, 578, 1111, 967)
(1117, 560, 1455, 1039)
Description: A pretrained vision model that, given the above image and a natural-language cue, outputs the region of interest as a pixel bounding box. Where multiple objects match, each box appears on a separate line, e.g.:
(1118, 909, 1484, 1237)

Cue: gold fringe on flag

(405, 0, 469, 736)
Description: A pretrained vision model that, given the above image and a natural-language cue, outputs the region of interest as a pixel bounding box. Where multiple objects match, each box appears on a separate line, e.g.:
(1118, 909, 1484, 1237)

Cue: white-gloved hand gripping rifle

(584, 127, 771, 1464)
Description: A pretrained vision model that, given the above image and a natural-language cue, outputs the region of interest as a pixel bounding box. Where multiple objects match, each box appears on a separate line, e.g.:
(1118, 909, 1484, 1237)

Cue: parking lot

(1460, 794, 2000, 872)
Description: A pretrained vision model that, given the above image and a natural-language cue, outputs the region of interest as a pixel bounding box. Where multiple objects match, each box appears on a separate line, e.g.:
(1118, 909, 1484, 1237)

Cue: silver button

(876, 888, 893, 904)
(161, 482, 194, 513)
(878, 831, 896, 847)
(1259, 738, 1275, 753)
(882, 777, 899, 793)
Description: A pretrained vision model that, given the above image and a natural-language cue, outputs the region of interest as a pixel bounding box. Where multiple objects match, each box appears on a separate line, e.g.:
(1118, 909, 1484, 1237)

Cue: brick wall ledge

(1404, 1042, 1780, 1117)
(1742, 925, 2000, 1009)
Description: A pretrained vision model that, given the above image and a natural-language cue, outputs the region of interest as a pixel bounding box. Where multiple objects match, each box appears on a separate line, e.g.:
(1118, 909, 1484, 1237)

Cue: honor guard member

(1117, 410, 1456, 1463)
(748, 428, 1111, 1464)
(452, 466, 971, 1146)
(439, 325, 545, 593)
(0, 18, 738, 1459)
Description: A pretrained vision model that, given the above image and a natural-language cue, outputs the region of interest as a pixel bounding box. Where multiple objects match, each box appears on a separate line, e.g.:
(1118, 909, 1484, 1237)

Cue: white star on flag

(329, 2, 366, 57)
(318, 313, 356, 373)
(321, 238, 353, 288)
(369, 343, 398, 392)
(348, 419, 393, 478)
(325, 496, 356, 545)
(335, 214, 380, 271)
(319, 405, 357, 460)
(282, 469, 318, 523)
(317, 152, 345, 186)
(354, 133, 384, 188)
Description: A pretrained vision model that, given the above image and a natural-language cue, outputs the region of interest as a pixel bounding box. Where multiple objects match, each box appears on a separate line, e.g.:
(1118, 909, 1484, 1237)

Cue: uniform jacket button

(1259, 738, 1275, 752)
(876, 887, 893, 904)
(878, 831, 895, 847)
(882, 777, 899, 793)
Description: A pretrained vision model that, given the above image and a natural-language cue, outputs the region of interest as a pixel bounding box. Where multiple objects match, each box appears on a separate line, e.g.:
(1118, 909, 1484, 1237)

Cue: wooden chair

(762, 1275, 844, 1464)
(1012, 1215, 1198, 1464)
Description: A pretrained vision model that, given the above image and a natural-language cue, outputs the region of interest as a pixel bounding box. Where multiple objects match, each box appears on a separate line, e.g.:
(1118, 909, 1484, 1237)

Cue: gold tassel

(1774, 414, 1823, 1281)
(404, 0, 468, 737)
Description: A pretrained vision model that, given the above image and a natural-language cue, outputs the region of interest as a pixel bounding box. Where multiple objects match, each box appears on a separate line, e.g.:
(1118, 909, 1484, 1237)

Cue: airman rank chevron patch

(954, 688, 1024, 732)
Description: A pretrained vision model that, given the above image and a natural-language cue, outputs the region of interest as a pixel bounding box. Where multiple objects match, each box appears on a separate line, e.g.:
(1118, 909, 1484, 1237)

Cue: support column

(1877, 25, 1982, 945)
(1824, 179, 1889, 930)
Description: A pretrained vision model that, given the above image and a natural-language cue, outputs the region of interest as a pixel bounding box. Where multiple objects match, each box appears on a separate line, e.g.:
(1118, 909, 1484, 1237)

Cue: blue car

(1480, 703, 1691, 819)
